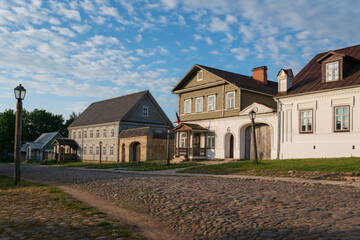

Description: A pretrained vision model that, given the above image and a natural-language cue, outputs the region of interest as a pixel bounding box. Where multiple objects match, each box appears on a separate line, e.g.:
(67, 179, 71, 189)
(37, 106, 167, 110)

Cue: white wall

(277, 87, 360, 159)
(190, 105, 278, 160)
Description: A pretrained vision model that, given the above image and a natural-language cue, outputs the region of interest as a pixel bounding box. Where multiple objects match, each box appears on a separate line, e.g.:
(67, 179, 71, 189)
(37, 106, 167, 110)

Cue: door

(229, 134, 234, 158)
(121, 144, 125, 162)
(193, 133, 201, 156)
(132, 142, 141, 162)
(245, 124, 271, 160)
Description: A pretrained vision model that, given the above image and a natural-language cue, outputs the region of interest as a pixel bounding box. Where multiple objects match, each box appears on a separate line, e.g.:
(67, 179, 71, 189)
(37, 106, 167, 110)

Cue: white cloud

(231, 47, 250, 61)
(177, 15, 186, 25)
(193, 34, 202, 41)
(135, 34, 142, 42)
(50, 1, 81, 21)
(189, 46, 198, 51)
(209, 17, 230, 32)
(99, 5, 120, 18)
(71, 24, 91, 34)
(51, 26, 76, 38)
(209, 50, 220, 55)
(80, 0, 95, 12)
(160, 0, 178, 10)
(205, 37, 213, 45)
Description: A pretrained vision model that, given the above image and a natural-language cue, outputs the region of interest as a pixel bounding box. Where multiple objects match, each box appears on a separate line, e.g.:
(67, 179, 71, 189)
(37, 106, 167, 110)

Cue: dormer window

(197, 70, 203, 81)
(326, 62, 339, 82)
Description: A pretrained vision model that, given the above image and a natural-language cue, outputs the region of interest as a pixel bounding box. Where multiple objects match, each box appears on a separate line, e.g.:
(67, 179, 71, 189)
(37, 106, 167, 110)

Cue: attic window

(197, 70, 203, 81)
(142, 106, 149, 117)
(326, 61, 339, 82)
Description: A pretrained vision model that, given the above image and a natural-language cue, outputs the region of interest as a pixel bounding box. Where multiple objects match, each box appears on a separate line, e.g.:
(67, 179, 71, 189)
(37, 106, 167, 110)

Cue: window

(96, 146, 99, 154)
(78, 131, 81, 138)
(180, 132, 188, 148)
(103, 129, 107, 138)
(84, 130, 87, 138)
(103, 146, 106, 155)
(110, 146, 114, 155)
(83, 146, 87, 154)
(207, 132, 215, 148)
(195, 97, 203, 113)
(300, 110, 313, 133)
(90, 129, 93, 138)
(111, 129, 114, 137)
(326, 62, 339, 81)
(226, 92, 235, 109)
(96, 129, 100, 138)
(208, 95, 216, 111)
(89, 146, 93, 154)
(335, 106, 349, 131)
(142, 106, 149, 117)
(184, 99, 191, 114)
(197, 70, 203, 81)
(73, 131, 76, 139)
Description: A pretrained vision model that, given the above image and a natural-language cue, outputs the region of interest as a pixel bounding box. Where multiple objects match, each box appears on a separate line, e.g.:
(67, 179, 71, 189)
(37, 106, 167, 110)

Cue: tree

(0, 109, 15, 157)
(23, 109, 65, 141)
(62, 112, 80, 137)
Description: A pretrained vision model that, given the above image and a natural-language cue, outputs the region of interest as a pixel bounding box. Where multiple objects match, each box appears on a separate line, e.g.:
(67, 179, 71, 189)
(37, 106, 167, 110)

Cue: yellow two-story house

(172, 64, 279, 160)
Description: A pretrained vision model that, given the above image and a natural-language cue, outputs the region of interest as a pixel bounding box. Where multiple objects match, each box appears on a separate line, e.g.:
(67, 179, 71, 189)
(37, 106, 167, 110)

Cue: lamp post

(248, 109, 258, 164)
(167, 129, 171, 165)
(99, 141, 102, 164)
(14, 84, 26, 185)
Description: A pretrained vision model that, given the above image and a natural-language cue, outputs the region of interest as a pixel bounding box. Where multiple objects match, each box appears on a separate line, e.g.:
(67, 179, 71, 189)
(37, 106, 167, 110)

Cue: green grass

(181, 157, 360, 175)
(48, 160, 200, 171)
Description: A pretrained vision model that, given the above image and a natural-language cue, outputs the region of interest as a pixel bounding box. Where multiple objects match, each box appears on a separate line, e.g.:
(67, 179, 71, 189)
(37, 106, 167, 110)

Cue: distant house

(25, 132, 63, 161)
(68, 90, 173, 162)
(275, 44, 360, 159)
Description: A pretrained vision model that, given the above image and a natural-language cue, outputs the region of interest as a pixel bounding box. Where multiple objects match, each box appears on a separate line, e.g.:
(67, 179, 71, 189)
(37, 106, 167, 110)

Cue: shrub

(0, 156, 14, 163)
(42, 158, 58, 165)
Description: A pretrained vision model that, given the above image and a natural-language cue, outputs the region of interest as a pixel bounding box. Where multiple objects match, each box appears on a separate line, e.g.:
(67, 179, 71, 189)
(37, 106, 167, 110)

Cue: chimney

(252, 66, 268, 84)
(277, 69, 293, 93)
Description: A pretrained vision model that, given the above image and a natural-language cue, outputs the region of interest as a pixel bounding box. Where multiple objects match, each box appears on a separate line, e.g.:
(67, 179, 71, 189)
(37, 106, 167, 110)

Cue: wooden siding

(241, 89, 276, 110)
(183, 69, 222, 88)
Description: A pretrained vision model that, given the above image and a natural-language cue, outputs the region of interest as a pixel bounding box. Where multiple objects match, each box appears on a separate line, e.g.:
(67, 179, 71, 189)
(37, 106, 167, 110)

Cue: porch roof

(173, 123, 208, 132)
(52, 138, 79, 146)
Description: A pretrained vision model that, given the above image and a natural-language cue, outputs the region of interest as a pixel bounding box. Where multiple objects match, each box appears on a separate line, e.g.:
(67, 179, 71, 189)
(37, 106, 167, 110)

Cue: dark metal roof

(172, 64, 278, 95)
(277, 44, 360, 97)
(69, 91, 148, 128)
(52, 138, 79, 146)
(119, 127, 152, 138)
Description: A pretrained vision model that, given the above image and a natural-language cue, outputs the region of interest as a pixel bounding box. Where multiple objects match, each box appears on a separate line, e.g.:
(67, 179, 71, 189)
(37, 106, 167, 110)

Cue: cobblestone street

(1, 164, 359, 239)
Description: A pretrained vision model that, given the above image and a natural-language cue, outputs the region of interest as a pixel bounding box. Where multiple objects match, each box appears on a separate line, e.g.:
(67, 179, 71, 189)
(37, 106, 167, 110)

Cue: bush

(42, 159, 58, 165)
(0, 156, 14, 163)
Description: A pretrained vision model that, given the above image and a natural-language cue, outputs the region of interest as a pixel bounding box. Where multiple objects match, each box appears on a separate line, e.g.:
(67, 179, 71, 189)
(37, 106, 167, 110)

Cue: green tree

(23, 109, 64, 141)
(0, 109, 15, 157)
(62, 112, 80, 137)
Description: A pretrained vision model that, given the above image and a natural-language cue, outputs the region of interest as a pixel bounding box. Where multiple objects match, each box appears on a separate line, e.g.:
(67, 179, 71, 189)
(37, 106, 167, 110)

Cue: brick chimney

(252, 66, 268, 85)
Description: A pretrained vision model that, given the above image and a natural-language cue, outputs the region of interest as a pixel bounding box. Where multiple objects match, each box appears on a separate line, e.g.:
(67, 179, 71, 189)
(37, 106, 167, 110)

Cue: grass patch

(0, 175, 133, 239)
(181, 157, 360, 176)
(49, 160, 200, 171)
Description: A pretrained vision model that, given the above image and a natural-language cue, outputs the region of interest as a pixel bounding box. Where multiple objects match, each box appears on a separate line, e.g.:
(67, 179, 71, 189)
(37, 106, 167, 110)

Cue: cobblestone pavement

(1, 164, 360, 239)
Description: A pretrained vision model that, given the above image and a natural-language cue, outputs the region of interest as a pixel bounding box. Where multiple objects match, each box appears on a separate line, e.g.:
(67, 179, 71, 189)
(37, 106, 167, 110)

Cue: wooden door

(245, 124, 271, 160)
(229, 134, 234, 158)
(132, 142, 141, 162)
(121, 144, 125, 162)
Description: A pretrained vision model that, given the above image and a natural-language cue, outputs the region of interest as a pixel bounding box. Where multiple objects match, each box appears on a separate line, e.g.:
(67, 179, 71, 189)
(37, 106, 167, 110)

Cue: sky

(1, 0, 360, 123)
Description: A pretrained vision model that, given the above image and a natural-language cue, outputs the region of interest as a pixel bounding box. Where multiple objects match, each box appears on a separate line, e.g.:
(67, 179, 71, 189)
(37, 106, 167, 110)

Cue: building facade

(68, 91, 173, 162)
(172, 64, 279, 160)
(276, 44, 360, 159)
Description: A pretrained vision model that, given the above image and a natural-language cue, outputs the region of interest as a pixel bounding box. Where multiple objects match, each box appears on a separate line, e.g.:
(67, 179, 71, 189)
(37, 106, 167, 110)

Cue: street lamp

(167, 129, 171, 165)
(99, 141, 102, 164)
(14, 84, 26, 185)
(248, 109, 258, 164)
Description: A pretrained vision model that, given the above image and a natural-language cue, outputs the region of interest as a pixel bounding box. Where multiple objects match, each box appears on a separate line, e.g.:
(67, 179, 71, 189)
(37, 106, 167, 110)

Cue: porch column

(188, 130, 191, 161)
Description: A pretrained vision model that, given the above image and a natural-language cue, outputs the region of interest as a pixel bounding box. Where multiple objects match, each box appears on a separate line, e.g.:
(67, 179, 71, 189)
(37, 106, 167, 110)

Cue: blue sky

(1, 0, 359, 122)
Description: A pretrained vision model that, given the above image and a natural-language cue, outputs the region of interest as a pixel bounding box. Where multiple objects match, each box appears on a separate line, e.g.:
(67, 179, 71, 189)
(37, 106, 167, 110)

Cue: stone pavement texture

(1, 164, 359, 239)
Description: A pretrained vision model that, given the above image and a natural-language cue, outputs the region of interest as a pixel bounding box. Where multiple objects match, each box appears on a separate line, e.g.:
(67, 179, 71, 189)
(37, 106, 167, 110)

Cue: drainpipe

(222, 85, 225, 117)
(276, 98, 281, 159)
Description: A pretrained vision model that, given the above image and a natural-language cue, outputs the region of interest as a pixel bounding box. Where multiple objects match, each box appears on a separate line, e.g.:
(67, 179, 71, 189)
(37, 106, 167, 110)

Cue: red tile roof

(277, 44, 360, 97)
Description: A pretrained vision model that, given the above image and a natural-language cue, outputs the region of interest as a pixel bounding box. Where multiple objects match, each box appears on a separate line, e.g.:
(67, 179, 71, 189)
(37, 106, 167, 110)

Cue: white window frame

(208, 95, 216, 111)
(96, 146, 99, 155)
(83, 146, 87, 154)
(78, 131, 82, 139)
(195, 97, 203, 113)
(180, 132, 188, 148)
(206, 132, 215, 148)
(299, 109, 313, 133)
(197, 70, 203, 81)
(142, 106, 149, 117)
(103, 146, 106, 155)
(103, 129, 107, 138)
(89, 146, 93, 154)
(110, 146, 114, 155)
(89, 129, 93, 138)
(226, 91, 235, 109)
(111, 129, 114, 137)
(84, 130, 87, 138)
(334, 106, 349, 132)
(73, 131, 76, 139)
(326, 61, 339, 82)
(184, 99, 191, 114)
(96, 129, 100, 138)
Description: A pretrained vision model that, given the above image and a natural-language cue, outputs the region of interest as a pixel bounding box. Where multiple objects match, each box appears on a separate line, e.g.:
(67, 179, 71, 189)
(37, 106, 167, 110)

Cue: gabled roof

(119, 126, 152, 138)
(173, 123, 208, 131)
(277, 44, 360, 97)
(69, 91, 148, 128)
(35, 132, 62, 147)
(52, 138, 78, 146)
(26, 142, 42, 150)
(172, 64, 278, 95)
(277, 69, 293, 77)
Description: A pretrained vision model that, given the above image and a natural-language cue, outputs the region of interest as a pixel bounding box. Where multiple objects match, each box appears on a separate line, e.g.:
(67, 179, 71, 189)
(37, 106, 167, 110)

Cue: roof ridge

(91, 90, 148, 105)
(197, 64, 251, 78)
